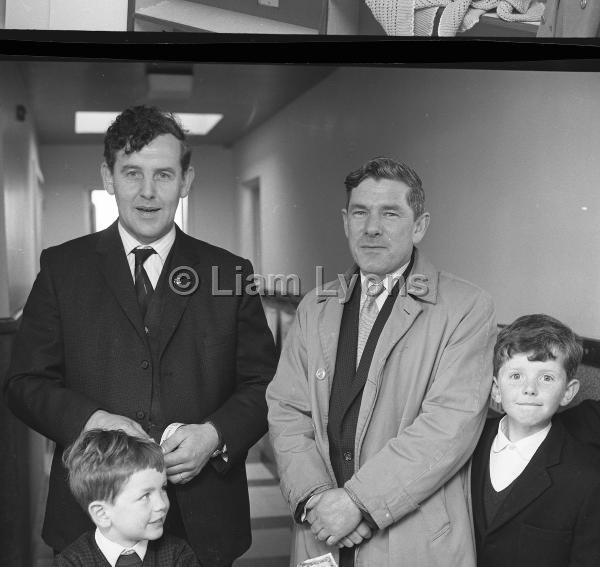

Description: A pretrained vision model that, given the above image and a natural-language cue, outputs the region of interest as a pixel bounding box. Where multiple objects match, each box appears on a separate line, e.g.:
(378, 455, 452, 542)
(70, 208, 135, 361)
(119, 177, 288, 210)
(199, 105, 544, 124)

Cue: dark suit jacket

(53, 531, 199, 566)
(4, 222, 277, 566)
(472, 418, 600, 567)
(556, 399, 600, 455)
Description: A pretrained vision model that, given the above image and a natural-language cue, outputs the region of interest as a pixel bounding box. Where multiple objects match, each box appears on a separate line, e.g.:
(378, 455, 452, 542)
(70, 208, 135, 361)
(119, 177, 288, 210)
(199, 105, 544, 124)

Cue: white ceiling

(17, 60, 336, 146)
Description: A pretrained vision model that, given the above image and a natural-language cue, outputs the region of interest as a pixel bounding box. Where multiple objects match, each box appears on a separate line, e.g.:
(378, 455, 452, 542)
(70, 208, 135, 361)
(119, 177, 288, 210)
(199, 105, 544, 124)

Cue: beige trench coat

(267, 250, 497, 567)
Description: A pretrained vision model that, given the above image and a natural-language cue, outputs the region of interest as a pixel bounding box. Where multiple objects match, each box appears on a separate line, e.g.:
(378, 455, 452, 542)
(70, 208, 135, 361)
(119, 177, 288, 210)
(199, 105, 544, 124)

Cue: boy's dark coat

(472, 418, 600, 567)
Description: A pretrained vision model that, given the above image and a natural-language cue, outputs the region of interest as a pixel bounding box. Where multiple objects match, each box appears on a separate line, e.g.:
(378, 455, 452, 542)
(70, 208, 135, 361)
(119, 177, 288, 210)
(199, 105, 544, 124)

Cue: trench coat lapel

(315, 274, 355, 391)
(485, 422, 564, 535)
(96, 221, 146, 342)
(367, 249, 438, 388)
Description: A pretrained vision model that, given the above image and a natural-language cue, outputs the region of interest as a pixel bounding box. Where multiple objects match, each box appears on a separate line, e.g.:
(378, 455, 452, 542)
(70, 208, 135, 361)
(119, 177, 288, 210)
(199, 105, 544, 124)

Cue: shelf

(135, 0, 319, 34)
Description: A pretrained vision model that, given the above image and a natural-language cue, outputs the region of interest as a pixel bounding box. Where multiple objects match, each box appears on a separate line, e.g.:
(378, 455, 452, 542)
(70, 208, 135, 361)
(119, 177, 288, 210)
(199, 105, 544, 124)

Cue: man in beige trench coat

(266, 157, 497, 567)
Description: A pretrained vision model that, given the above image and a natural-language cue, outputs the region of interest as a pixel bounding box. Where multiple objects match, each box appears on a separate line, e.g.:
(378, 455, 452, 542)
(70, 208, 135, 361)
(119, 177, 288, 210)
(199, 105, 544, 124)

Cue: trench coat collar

(315, 247, 438, 306)
(314, 247, 439, 380)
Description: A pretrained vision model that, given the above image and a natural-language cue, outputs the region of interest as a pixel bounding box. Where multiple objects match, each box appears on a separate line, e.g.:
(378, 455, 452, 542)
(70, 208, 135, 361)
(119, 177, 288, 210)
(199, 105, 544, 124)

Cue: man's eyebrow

(350, 202, 404, 210)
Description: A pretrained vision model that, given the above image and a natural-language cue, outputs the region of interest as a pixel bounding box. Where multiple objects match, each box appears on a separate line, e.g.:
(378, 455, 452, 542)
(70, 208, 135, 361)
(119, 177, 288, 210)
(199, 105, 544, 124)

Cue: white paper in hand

(160, 422, 185, 445)
(297, 553, 338, 567)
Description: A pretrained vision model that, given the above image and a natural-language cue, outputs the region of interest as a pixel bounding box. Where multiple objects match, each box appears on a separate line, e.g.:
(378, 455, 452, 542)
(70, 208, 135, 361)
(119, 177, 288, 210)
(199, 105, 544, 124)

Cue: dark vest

(327, 254, 414, 487)
(483, 457, 514, 529)
(138, 249, 175, 442)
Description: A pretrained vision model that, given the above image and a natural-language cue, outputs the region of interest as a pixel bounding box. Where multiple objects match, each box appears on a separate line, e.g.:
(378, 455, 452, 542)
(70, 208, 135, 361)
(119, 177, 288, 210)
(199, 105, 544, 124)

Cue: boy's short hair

(63, 429, 164, 511)
(494, 314, 583, 381)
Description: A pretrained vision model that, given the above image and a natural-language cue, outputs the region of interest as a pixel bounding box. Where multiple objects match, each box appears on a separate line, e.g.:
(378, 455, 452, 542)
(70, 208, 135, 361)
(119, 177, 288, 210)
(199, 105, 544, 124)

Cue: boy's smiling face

(493, 352, 579, 441)
(97, 467, 170, 548)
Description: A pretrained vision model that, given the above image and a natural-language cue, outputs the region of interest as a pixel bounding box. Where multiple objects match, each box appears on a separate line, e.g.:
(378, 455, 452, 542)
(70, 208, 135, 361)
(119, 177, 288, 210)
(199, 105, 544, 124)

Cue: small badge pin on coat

(169, 266, 199, 296)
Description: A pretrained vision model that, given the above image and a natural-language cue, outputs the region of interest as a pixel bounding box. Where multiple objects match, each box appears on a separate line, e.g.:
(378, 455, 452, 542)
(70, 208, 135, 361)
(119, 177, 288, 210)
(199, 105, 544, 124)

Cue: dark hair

(63, 429, 164, 511)
(103, 105, 191, 172)
(344, 156, 425, 219)
(494, 314, 583, 381)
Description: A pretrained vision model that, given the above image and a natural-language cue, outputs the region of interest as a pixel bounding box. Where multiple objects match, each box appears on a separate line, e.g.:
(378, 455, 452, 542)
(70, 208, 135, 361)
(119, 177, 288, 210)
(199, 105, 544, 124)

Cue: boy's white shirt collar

(95, 528, 148, 566)
(489, 415, 551, 491)
(359, 261, 409, 311)
(492, 415, 551, 459)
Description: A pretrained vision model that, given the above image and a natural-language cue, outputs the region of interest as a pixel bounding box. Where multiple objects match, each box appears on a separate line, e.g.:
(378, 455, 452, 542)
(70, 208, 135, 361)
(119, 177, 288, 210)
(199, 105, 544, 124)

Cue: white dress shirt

(95, 528, 148, 566)
(359, 261, 410, 311)
(489, 416, 551, 491)
(118, 223, 176, 289)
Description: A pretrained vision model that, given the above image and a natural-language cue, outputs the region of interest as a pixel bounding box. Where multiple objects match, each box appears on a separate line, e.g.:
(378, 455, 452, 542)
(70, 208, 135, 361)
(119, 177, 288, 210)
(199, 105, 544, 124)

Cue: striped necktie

(133, 247, 156, 320)
(357, 280, 385, 367)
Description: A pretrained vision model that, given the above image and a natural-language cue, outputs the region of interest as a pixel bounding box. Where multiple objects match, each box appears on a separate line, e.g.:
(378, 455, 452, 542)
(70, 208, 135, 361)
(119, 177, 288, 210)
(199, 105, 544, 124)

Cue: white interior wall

(39, 145, 96, 249)
(186, 145, 237, 253)
(232, 67, 600, 337)
(0, 62, 40, 317)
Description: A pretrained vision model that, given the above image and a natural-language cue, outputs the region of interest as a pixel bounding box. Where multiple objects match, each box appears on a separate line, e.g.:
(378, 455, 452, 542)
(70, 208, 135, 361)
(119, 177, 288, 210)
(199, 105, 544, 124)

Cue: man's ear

(179, 166, 195, 199)
(100, 163, 115, 195)
(341, 208, 349, 239)
(491, 377, 501, 404)
(412, 212, 430, 245)
(560, 379, 580, 407)
(88, 500, 112, 529)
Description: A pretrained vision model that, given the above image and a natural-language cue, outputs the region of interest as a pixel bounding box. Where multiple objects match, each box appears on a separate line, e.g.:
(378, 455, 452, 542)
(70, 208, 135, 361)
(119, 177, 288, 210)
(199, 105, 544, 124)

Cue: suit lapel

(485, 422, 564, 535)
(96, 222, 146, 342)
(156, 227, 202, 359)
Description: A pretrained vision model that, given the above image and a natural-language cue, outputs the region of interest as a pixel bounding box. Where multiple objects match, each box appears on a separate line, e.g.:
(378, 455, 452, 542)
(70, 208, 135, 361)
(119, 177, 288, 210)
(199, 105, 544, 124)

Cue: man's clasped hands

(305, 488, 374, 549)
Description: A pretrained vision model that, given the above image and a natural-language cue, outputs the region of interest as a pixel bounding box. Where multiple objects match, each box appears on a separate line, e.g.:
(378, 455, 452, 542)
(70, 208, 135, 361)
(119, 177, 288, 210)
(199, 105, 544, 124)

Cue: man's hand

(336, 521, 373, 548)
(84, 410, 150, 438)
(161, 423, 219, 485)
(306, 488, 362, 545)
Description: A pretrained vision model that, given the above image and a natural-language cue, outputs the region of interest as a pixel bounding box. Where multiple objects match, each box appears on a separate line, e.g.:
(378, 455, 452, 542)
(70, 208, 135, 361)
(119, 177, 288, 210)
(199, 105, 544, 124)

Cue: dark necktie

(133, 247, 156, 320)
(115, 551, 142, 566)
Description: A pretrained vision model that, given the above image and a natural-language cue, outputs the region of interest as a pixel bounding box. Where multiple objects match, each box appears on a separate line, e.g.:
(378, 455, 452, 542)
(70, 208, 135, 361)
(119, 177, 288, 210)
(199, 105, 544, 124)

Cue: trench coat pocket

(518, 524, 572, 566)
(419, 488, 451, 542)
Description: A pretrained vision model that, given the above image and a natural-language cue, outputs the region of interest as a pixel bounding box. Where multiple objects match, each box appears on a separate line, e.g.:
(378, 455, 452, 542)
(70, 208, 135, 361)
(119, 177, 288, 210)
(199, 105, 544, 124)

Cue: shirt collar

(491, 415, 551, 461)
(359, 261, 410, 295)
(118, 221, 176, 262)
(95, 528, 148, 566)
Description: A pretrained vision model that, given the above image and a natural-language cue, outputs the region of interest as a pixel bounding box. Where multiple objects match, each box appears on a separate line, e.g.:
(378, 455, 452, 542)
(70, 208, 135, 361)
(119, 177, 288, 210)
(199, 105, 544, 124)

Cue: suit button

(315, 368, 326, 380)
(344, 451, 353, 461)
(136, 410, 145, 419)
(141, 360, 150, 369)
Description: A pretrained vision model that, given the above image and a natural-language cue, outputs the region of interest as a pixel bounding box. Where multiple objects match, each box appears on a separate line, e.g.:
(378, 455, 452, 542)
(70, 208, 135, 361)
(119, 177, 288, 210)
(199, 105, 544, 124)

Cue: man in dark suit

(4, 106, 277, 567)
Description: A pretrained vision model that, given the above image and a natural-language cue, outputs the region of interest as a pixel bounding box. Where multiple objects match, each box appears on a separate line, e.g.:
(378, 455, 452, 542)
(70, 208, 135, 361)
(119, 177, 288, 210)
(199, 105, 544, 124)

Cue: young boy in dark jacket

(472, 314, 600, 567)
